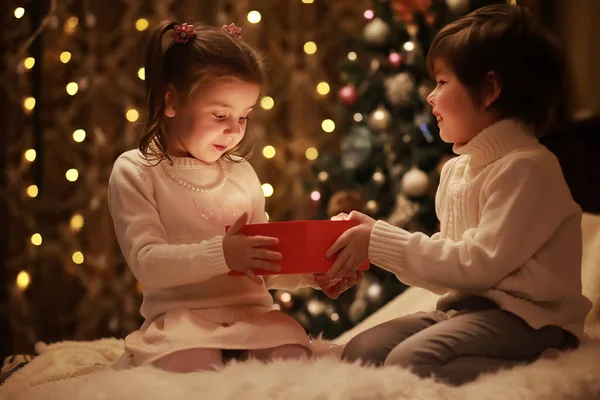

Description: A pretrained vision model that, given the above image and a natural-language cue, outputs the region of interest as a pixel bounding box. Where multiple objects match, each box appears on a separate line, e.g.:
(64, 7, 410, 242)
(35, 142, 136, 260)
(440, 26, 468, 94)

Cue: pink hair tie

(172, 23, 196, 43)
(222, 23, 242, 40)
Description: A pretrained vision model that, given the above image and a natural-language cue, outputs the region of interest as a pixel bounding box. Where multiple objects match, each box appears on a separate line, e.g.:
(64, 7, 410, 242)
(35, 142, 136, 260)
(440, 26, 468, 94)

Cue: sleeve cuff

(368, 220, 411, 273)
(204, 236, 231, 277)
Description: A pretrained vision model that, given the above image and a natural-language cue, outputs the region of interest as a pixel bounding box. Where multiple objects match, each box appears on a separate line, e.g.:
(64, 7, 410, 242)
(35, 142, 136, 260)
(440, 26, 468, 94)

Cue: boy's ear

(164, 83, 178, 118)
(482, 71, 502, 108)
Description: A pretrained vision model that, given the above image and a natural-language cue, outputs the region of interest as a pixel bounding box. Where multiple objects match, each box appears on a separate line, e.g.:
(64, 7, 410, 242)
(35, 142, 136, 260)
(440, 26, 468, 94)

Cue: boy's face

(426, 59, 497, 149)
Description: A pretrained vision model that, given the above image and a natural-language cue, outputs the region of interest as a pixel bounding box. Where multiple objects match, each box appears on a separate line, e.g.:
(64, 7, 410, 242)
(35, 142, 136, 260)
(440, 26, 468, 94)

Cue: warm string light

(305, 147, 318, 160)
(280, 292, 292, 303)
(23, 97, 36, 111)
(353, 113, 363, 122)
(70, 214, 85, 231)
(26, 185, 38, 198)
(403, 41, 415, 52)
(31, 233, 42, 246)
(65, 17, 79, 34)
(260, 96, 274, 110)
(24, 57, 35, 69)
(72, 251, 84, 264)
(14, 7, 25, 19)
(321, 119, 335, 133)
(135, 18, 149, 31)
(16, 271, 30, 290)
(65, 169, 79, 182)
(138, 68, 145, 81)
(24, 149, 36, 162)
(310, 191, 321, 201)
(66, 82, 78, 96)
(347, 52, 357, 61)
(60, 52, 72, 63)
(367, 283, 382, 299)
(262, 145, 276, 159)
(316, 82, 330, 95)
(247, 11, 261, 24)
(126, 109, 139, 122)
(303, 41, 317, 55)
(72, 129, 86, 142)
(262, 183, 274, 197)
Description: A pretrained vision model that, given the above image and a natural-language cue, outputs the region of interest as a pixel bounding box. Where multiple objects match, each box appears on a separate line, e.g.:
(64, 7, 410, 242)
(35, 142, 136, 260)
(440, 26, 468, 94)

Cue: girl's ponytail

(139, 21, 178, 163)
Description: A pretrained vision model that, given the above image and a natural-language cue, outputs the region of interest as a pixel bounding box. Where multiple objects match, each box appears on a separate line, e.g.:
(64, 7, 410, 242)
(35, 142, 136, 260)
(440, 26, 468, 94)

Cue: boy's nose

(426, 90, 435, 106)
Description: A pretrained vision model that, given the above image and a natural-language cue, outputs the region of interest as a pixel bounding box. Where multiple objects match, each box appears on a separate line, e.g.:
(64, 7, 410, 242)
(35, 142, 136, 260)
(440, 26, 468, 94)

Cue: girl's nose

(224, 119, 241, 135)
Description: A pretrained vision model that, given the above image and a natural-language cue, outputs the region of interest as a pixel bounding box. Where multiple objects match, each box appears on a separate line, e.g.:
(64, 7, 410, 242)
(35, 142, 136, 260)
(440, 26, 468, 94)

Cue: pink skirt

(117, 306, 311, 367)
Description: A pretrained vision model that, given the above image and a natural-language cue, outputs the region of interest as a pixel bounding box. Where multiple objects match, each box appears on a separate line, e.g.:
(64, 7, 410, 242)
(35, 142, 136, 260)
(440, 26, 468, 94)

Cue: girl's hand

(325, 211, 375, 279)
(223, 212, 282, 284)
(314, 271, 363, 299)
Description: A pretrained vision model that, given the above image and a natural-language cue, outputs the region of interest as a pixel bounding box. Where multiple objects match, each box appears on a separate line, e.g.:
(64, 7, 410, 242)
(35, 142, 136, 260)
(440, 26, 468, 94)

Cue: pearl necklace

(150, 141, 228, 192)
(161, 160, 227, 193)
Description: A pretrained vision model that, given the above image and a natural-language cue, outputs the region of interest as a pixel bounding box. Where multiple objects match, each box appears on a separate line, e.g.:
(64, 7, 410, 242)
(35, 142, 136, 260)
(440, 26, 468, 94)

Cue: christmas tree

(277, 0, 507, 339)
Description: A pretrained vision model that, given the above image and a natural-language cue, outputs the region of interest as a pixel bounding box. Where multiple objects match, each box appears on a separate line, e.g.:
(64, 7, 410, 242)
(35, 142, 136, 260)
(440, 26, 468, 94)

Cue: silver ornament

(363, 18, 391, 46)
(445, 0, 470, 14)
(385, 72, 416, 106)
(387, 195, 420, 228)
(341, 126, 373, 170)
(368, 105, 392, 130)
(401, 167, 429, 197)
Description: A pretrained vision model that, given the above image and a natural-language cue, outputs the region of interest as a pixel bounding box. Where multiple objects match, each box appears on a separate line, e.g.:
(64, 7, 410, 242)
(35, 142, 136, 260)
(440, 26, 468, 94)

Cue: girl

(108, 21, 360, 372)
(324, 5, 592, 385)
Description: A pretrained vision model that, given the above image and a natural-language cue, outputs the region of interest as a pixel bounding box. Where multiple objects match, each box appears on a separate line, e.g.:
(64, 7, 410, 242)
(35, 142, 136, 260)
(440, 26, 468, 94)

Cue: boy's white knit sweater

(108, 151, 316, 323)
(368, 119, 592, 339)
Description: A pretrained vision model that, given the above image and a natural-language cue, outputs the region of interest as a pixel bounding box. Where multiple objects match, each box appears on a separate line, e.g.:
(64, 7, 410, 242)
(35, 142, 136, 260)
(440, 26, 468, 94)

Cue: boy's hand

(223, 212, 282, 284)
(326, 211, 375, 279)
(314, 271, 363, 299)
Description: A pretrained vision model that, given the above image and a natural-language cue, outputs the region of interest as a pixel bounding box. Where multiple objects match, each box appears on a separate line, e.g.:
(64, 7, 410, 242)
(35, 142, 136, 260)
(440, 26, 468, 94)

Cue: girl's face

(165, 79, 260, 163)
(426, 59, 500, 149)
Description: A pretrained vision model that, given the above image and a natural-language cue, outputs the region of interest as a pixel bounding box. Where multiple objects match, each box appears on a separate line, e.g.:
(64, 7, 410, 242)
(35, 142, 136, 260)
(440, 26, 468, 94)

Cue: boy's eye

(214, 114, 227, 120)
(437, 80, 446, 86)
(239, 117, 249, 122)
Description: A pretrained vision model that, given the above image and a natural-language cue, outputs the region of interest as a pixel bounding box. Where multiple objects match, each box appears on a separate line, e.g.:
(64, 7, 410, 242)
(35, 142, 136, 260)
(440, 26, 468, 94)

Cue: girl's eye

(437, 80, 446, 86)
(239, 117, 249, 123)
(214, 114, 227, 120)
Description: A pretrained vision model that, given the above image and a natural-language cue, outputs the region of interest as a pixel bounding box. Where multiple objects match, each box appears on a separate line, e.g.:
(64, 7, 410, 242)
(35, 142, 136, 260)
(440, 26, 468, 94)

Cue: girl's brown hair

(139, 21, 267, 163)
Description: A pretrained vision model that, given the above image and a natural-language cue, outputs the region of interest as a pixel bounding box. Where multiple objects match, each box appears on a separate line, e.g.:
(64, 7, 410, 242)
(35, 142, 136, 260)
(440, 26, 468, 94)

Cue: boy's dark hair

(140, 21, 267, 163)
(426, 5, 565, 132)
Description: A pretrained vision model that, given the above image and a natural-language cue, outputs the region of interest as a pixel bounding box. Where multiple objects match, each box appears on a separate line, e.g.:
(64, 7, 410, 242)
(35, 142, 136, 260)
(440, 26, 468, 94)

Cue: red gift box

(227, 220, 370, 275)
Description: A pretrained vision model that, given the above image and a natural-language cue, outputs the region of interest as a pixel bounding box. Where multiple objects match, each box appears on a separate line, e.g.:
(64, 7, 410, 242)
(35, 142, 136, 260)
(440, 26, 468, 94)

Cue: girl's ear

(164, 83, 178, 118)
(482, 71, 502, 108)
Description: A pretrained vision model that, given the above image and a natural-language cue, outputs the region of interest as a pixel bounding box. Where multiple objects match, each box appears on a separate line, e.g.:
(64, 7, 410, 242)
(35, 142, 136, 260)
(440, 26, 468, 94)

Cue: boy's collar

(453, 119, 538, 169)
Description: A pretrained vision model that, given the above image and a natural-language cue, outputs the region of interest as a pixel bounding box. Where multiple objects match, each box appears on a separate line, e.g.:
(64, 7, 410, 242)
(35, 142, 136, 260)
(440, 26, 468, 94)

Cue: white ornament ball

(368, 105, 392, 130)
(401, 167, 429, 197)
(385, 72, 415, 107)
(445, 0, 470, 14)
(363, 18, 391, 46)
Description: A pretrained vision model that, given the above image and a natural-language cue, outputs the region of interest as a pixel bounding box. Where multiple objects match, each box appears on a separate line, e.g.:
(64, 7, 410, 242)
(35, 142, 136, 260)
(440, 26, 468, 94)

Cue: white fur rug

(8, 339, 600, 400)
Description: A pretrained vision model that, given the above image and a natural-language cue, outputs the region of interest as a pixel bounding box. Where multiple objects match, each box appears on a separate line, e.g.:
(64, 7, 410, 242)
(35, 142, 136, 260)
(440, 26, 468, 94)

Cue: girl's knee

(268, 344, 310, 360)
(153, 348, 223, 372)
(250, 344, 310, 362)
